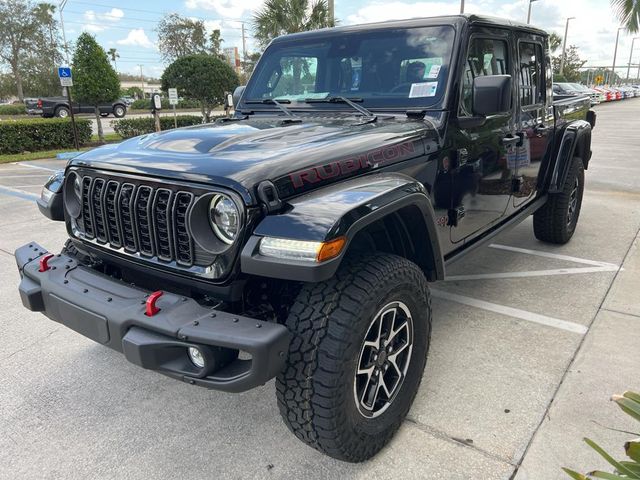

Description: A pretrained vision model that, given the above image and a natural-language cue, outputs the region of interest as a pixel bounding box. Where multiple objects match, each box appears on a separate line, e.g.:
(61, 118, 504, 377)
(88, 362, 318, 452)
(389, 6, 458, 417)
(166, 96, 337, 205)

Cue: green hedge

(129, 98, 201, 110)
(0, 104, 27, 115)
(0, 118, 92, 154)
(111, 115, 212, 138)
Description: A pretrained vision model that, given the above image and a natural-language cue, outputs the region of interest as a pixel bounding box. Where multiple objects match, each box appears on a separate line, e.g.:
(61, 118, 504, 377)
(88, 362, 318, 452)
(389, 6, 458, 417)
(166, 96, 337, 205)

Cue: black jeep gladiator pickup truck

(17, 15, 595, 462)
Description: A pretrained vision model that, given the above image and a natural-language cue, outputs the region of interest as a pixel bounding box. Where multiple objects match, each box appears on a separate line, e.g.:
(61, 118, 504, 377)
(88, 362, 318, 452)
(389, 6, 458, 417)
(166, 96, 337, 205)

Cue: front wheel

(113, 105, 126, 118)
(276, 254, 431, 462)
(533, 156, 585, 244)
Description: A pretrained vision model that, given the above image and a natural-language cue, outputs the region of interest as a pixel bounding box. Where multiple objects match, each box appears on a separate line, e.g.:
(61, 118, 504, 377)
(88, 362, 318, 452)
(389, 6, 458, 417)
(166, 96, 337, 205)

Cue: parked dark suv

(17, 15, 594, 461)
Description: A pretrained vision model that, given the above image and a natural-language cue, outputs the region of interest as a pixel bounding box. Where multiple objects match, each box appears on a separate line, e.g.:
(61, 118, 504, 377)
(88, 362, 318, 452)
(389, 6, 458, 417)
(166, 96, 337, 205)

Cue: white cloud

(117, 29, 155, 49)
(82, 8, 124, 33)
(184, 0, 264, 19)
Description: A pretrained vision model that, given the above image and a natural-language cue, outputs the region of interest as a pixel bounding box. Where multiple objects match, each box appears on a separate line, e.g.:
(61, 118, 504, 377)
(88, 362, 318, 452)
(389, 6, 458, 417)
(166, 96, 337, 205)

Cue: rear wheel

(534, 156, 584, 244)
(113, 105, 126, 118)
(276, 254, 431, 462)
(55, 106, 70, 118)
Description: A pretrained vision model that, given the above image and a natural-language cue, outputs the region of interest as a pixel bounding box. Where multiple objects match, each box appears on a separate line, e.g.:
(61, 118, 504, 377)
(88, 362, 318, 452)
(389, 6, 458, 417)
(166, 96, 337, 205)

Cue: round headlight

(64, 172, 82, 218)
(73, 175, 82, 200)
(209, 194, 239, 245)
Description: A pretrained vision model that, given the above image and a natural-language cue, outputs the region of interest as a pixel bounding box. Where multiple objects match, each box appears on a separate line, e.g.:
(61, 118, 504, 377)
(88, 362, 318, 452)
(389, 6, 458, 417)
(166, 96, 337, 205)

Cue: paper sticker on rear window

(427, 65, 441, 78)
(409, 82, 438, 98)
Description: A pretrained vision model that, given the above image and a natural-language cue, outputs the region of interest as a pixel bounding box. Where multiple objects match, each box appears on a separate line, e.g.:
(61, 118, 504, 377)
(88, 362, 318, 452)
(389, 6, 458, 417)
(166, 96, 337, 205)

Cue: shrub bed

(0, 104, 27, 115)
(112, 115, 216, 138)
(0, 117, 92, 154)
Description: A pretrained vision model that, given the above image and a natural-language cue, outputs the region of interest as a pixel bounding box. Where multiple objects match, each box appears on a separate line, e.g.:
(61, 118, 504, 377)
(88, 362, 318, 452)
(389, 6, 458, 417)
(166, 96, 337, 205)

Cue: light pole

(627, 37, 640, 81)
(328, 0, 334, 26)
(59, 0, 70, 63)
(559, 17, 575, 77)
(527, 0, 541, 24)
(609, 27, 625, 85)
(138, 65, 145, 96)
(460, 0, 465, 14)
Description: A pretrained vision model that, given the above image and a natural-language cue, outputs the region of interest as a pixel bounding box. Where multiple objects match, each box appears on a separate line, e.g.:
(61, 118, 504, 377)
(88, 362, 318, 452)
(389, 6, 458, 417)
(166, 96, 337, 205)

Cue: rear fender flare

(240, 173, 444, 282)
(549, 120, 591, 194)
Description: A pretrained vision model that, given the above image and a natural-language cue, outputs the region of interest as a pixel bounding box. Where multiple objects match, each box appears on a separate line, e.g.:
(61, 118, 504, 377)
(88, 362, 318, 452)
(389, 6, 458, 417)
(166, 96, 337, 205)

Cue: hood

(72, 115, 438, 204)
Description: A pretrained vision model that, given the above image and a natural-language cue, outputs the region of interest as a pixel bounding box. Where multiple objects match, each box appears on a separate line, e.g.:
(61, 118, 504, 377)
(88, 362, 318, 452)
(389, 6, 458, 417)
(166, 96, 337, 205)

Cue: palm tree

(107, 48, 120, 72)
(611, 0, 640, 33)
(252, 0, 332, 49)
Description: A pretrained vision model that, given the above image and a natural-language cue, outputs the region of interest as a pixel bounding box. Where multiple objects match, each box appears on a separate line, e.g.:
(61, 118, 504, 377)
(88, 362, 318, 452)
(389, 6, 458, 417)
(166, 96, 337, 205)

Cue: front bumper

(15, 242, 291, 392)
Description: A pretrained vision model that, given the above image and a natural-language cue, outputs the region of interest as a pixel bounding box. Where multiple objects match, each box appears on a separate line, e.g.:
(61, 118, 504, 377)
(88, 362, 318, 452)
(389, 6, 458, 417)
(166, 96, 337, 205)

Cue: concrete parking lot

(1, 101, 639, 479)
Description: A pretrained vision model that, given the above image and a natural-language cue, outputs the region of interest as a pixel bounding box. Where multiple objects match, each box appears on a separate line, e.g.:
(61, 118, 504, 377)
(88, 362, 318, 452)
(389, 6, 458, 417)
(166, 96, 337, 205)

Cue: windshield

(244, 25, 455, 110)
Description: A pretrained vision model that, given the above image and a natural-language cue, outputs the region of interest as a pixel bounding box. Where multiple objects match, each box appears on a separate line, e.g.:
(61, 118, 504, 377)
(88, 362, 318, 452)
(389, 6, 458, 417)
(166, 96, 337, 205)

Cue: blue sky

(55, 0, 637, 78)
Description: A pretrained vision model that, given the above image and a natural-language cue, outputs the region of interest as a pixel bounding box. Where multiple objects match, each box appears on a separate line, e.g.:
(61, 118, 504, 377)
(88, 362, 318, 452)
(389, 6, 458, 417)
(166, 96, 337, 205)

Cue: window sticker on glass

(427, 64, 441, 78)
(409, 82, 438, 98)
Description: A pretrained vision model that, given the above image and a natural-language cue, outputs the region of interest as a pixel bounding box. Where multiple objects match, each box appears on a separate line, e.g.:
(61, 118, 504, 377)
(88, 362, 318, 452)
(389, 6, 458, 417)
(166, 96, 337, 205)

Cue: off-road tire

(276, 254, 431, 462)
(533, 156, 584, 244)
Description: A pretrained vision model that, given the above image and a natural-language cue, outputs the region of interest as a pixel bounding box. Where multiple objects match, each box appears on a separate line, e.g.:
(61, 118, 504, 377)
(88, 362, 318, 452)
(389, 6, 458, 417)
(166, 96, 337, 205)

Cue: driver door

(450, 31, 516, 244)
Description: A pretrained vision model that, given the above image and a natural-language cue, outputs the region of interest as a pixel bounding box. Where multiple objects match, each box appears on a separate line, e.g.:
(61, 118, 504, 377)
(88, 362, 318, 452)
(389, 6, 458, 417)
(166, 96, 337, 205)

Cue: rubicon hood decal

(276, 139, 422, 197)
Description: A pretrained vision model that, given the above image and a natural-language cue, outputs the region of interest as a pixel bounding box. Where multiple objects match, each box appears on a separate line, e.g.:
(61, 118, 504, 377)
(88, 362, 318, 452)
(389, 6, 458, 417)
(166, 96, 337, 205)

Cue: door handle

(501, 132, 525, 147)
(534, 124, 551, 136)
(501, 135, 519, 147)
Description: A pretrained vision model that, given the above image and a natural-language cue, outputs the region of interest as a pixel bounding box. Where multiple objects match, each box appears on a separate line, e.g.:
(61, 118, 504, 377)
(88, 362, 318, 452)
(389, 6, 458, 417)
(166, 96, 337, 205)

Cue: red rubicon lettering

(287, 141, 418, 190)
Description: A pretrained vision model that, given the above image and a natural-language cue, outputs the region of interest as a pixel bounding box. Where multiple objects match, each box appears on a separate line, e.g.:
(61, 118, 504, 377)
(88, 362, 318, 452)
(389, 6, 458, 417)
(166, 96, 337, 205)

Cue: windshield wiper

(304, 96, 377, 122)
(244, 98, 295, 117)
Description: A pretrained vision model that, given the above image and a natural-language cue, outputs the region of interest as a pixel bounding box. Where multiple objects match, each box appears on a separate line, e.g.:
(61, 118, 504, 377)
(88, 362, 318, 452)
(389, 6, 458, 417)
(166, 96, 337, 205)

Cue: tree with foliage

(240, 52, 262, 82)
(157, 14, 225, 63)
(121, 86, 144, 99)
(552, 45, 587, 82)
(161, 54, 238, 121)
(72, 33, 120, 142)
(0, 0, 62, 101)
(253, 0, 332, 49)
(611, 0, 640, 33)
(107, 48, 119, 72)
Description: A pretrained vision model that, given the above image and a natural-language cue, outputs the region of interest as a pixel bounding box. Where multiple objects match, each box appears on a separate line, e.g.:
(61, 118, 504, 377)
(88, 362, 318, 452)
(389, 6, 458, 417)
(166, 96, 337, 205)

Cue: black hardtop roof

(271, 14, 548, 43)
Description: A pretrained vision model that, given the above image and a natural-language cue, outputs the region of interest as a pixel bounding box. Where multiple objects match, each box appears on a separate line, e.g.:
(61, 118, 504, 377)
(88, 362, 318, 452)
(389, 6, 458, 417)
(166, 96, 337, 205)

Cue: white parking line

(431, 289, 588, 335)
(489, 244, 619, 268)
(0, 175, 51, 179)
(15, 162, 58, 172)
(446, 266, 619, 281)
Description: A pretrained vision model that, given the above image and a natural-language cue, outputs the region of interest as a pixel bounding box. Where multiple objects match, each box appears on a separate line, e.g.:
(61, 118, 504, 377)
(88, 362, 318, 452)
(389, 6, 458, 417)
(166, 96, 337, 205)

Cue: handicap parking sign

(58, 66, 73, 86)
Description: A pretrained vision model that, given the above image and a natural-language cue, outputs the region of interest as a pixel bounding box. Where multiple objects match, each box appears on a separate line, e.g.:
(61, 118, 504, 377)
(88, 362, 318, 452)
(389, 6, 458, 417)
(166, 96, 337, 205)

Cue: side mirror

(232, 86, 245, 107)
(472, 75, 512, 116)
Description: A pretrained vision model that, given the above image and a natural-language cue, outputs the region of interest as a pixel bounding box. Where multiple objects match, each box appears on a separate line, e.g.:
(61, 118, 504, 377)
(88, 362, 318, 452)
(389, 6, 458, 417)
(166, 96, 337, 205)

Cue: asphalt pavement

(0, 100, 638, 479)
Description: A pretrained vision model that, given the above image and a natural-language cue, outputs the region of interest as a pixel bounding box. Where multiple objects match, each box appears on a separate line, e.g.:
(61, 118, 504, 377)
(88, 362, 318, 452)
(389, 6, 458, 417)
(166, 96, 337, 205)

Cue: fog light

(187, 346, 205, 368)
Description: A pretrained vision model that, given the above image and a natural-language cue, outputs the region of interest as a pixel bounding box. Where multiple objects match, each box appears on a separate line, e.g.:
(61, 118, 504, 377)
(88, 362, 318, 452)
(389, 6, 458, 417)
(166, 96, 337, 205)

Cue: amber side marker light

(316, 237, 347, 263)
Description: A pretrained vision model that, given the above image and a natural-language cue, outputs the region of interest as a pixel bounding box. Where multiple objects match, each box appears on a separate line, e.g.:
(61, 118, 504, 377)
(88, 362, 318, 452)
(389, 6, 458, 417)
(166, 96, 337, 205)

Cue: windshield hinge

(257, 181, 283, 213)
(406, 110, 426, 119)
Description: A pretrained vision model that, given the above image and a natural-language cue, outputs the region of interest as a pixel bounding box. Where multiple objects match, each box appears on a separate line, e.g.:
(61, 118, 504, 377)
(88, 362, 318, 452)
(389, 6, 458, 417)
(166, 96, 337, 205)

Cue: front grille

(77, 175, 197, 267)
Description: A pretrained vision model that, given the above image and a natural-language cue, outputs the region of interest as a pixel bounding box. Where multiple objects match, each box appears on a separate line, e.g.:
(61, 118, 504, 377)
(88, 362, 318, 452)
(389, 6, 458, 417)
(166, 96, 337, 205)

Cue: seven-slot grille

(76, 174, 196, 266)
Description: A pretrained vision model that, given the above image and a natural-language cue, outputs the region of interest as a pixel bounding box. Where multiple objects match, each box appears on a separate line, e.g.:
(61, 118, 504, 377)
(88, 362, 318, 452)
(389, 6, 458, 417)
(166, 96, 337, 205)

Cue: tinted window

(245, 26, 455, 109)
(460, 38, 509, 115)
(519, 42, 544, 106)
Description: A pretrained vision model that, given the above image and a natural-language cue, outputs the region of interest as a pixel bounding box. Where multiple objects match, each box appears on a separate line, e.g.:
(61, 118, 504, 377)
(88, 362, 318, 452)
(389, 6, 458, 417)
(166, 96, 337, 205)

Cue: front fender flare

(240, 173, 444, 282)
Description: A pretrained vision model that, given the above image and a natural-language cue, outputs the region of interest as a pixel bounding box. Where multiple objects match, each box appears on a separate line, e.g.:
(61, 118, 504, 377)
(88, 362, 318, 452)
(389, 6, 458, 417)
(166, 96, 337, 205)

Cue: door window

(518, 42, 544, 106)
(460, 38, 509, 116)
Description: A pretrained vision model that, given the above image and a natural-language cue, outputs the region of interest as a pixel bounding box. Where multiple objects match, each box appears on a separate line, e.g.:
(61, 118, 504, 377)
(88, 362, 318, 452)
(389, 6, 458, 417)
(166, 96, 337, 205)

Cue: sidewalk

(514, 229, 640, 479)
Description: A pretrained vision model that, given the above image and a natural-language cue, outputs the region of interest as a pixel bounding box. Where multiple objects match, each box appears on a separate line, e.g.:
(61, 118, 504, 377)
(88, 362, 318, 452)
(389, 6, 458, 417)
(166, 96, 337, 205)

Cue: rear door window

(518, 42, 544, 107)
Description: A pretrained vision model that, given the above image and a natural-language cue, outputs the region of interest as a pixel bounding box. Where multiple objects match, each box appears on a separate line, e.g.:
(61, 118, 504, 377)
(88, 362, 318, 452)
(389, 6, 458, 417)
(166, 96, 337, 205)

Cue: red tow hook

(38, 253, 55, 272)
(145, 291, 163, 316)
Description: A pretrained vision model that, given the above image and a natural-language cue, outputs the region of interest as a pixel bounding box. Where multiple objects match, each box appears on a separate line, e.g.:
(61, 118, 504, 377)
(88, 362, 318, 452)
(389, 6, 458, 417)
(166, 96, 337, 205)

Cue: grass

(0, 147, 92, 164)
(0, 133, 123, 164)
